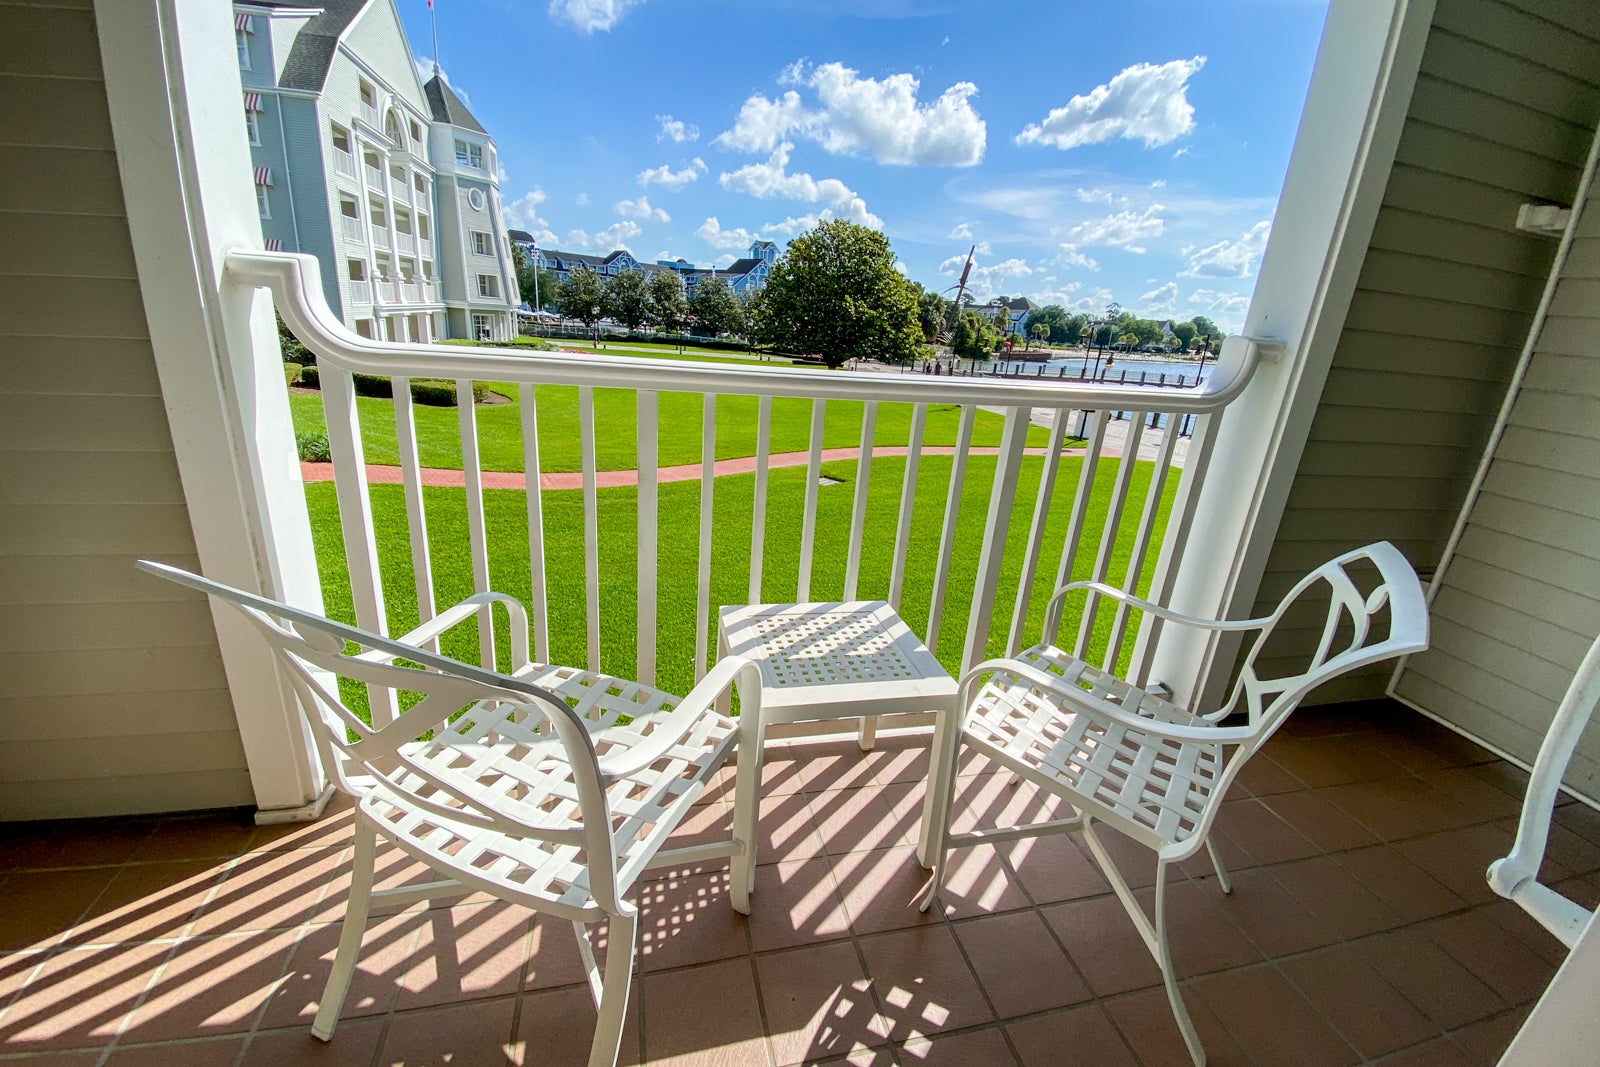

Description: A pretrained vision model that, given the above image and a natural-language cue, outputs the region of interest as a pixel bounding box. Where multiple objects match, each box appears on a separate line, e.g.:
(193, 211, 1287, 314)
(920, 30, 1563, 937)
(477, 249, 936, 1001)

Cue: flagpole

(429, 0, 440, 75)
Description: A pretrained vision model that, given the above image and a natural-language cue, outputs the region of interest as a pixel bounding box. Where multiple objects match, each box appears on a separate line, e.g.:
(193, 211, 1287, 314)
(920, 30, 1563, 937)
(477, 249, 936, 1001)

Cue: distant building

(239, 0, 518, 342)
(963, 296, 1038, 338)
(506, 234, 778, 302)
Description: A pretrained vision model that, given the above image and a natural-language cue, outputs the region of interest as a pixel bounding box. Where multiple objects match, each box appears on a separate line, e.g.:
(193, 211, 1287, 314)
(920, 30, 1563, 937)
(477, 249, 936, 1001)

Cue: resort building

(507, 233, 778, 299)
(238, 0, 518, 341)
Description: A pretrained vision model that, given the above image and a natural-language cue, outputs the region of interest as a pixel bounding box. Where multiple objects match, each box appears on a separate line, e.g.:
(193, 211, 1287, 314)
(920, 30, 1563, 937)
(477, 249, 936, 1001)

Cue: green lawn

(292, 387, 1054, 474)
(538, 338, 766, 363)
(306, 452, 1174, 716)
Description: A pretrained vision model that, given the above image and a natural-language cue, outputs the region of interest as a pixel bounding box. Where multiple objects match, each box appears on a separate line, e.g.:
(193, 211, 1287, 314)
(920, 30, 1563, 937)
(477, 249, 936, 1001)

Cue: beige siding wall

(0, 0, 250, 819)
(1250, 0, 1600, 705)
(1395, 169, 1600, 794)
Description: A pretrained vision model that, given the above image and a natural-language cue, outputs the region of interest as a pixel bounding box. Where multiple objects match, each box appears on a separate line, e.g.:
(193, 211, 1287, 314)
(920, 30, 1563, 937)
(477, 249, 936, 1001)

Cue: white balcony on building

(371, 226, 390, 250)
(348, 279, 371, 305)
(339, 215, 363, 243)
(332, 148, 356, 179)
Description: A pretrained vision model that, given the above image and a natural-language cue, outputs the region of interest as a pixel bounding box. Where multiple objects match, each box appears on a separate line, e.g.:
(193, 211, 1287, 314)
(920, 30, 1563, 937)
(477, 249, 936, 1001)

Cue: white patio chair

(1488, 631, 1600, 949)
(138, 561, 759, 1067)
(916, 541, 1428, 1067)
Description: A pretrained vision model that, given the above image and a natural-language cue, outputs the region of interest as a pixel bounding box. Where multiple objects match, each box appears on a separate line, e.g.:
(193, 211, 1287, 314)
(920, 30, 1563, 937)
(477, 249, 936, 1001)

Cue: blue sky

(403, 0, 1329, 331)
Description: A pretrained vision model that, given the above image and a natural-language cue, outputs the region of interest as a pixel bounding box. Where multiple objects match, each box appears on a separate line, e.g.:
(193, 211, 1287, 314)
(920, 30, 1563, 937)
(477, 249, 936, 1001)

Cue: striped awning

(235, 13, 253, 32)
(253, 166, 272, 186)
(243, 92, 262, 112)
(263, 238, 282, 251)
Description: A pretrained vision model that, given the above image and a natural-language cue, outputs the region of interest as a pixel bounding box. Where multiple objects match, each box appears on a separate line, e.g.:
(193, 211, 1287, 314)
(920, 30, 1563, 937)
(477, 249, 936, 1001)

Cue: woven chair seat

(965, 643, 1223, 852)
(362, 662, 737, 917)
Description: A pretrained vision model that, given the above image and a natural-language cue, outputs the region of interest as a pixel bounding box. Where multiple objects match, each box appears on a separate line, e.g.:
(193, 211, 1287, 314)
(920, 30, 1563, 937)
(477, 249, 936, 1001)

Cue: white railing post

(637, 390, 659, 686)
(456, 378, 494, 668)
(960, 408, 1031, 676)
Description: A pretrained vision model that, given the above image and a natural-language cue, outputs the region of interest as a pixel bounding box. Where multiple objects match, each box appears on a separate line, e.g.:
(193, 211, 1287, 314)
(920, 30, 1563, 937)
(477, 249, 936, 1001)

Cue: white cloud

(1188, 288, 1251, 331)
(1150, 179, 1167, 189)
(939, 252, 1034, 298)
(1016, 56, 1205, 151)
(718, 142, 881, 228)
(614, 195, 670, 223)
(548, 0, 644, 33)
(1065, 204, 1166, 253)
(714, 253, 738, 268)
(762, 213, 821, 236)
(637, 157, 708, 190)
(574, 192, 591, 206)
(696, 217, 759, 251)
(1139, 281, 1180, 317)
(1075, 187, 1123, 206)
(948, 222, 973, 240)
(1058, 248, 1100, 272)
(504, 189, 551, 235)
(1179, 220, 1271, 278)
(714, 61, 986, 166)
(656, 114, 699, 143)
(562, 220, 644, 253)
(1173, 146, 1192, 159)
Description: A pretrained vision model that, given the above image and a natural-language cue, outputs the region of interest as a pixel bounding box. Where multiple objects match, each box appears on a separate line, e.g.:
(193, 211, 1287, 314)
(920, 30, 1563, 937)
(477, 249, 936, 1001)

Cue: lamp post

(1086, 319, 1108, 381)
(530, 241, 540, 327)
(1195, 333, 1212, 385)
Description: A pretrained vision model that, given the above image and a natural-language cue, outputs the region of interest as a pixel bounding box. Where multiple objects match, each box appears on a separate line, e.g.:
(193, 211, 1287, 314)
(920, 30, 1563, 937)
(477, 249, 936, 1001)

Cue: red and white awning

(243, 92, 262, 112)
(235, 14, 253, 32)
(263, 238, 282, 251)
(253, 166, 272, 186)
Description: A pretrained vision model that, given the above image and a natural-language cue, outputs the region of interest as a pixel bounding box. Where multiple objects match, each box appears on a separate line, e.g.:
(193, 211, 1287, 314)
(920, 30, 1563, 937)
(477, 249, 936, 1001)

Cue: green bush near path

(305, 452, 1173, 718)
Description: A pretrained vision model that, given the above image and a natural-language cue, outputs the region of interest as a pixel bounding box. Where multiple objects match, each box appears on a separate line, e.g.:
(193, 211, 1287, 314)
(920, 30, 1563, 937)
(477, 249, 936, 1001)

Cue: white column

(1142, 0, 1436, 708)
(97, 0, 332, 820)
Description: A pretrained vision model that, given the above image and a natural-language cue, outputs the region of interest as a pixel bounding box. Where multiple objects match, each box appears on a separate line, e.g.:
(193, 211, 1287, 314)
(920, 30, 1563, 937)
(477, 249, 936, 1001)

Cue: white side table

(718, 601, 960, 896)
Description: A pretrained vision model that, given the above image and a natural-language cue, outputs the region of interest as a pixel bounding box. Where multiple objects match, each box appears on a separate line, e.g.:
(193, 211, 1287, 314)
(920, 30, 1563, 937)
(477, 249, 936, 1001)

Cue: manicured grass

(291, 387, 1054, 474)
(306, 452, 1175, 716)
(540, 338, 765, 363)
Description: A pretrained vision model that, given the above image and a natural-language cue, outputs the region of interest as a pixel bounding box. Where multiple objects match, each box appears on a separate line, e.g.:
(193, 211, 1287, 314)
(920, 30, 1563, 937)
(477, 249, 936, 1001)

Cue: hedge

(293, 367, 490, 406)
(284, 363, 303, 386)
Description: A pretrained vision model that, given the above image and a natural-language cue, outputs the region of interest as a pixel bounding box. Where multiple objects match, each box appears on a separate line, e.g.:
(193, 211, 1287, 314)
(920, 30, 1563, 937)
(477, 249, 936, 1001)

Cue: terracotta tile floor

(0, 699, 1593, 1066)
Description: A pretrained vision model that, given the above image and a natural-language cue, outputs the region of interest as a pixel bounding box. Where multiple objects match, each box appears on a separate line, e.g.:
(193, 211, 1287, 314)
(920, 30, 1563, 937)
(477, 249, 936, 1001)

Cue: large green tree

(554, 267, 605, 329)
(753, 219, 922, 368)
(647, 270, 687, 334)
(601, 269, 651, 331)
(914, 285, 950, 341)
(949, 310, 993, 364)
(1171, 321, 1197, 352)
(687, 276, 747, 337)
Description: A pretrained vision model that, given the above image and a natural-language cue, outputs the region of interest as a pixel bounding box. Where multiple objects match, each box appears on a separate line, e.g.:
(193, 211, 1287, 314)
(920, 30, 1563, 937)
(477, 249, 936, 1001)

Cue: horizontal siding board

(1480, 461, 1600, 521)
(1443, 548, 1600, 634)
(1494, 423, 1600, 477)
(1382, 163, 1553, 236)
(1404, 646, 1566, 724)
(1433, 583, 1598, 668)
(1546, 277, 1600, 319)
(7, 338, 162, 397)
(1424, 616, 1576, 704)
(0, 146, 123, 215)
(3, 731, 247, 784)
(0, 396, 176, 452)
(1284, 475, 1461, 511)
(0, 451, 186, 505)
(0, 692, 238, 744)
(0, 646, 229, 699)
(1394, 120, 1580, 202)
(0, 276, 147, 338)
(1433, 0, 1600, 86)
(1409, 73, 1593, 165)
(1368, 208, 1550, 278)
(1393, 673, 1562, 775)
(1274, 508, 1449, 543)
(1315, 366, 1508, 415)
(0, 212, 136, 278)
(1331, 330, 1517, 382)
(1465, 499, 1600, 581)
(1456, 524, 1600, 606)
(1506, 387, 1600, 434)
(0, 5, 100, 79)
(1343, 288, 1534, 346)
(1293, 442, 1469, 479)
(1560, 236, 1600, 279)
(0, 504, 201, 556)
(1306, 404, 1503, 447)
(0, 72, 113, 149)
(1534, 313, 1600, 357)
(1421, 28, 1600, 124)
(0, 601, 216, 653)
(0, 555, 204, 606)
(1520, 352, 1600, 398)
(0, 771, 253, 823)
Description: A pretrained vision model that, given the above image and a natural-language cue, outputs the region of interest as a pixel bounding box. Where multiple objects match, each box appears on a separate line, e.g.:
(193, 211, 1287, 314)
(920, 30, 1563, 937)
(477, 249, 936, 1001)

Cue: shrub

(300, 365, 319, 389)
(296, 431, 331, 462)
(351, 373, 394, 399)
(283, 363, 303, 386)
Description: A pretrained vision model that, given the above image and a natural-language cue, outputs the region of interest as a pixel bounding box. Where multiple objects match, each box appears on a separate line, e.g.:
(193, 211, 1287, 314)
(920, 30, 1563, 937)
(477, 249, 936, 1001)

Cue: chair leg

(1154, 862, 1207, 1067)
(1204, 837, 1232, 894)
(587, 911, 638, 1067)
(729, 715, 765, 913)
(915, 713, 964, 912)
(311, 815, 376, 1041)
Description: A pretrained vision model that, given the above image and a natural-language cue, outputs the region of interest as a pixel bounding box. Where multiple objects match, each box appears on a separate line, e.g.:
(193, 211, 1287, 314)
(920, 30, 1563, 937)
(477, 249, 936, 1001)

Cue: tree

(647, 270, 686, 335)
(949, 310, 993, 364)
(916, 286, 950, 341)
(1190, 315, 1220, 340)
(601, 269, 651, 332)
(516, 263, 558, 310)
(1171, 321, 1197, 352)
(1127, 318, 1163, 347)
(554, 267, 605, 329)
(752, 219, 922, 368)
(687, 275, 747, 338)
(1030, 322, 1050, 347)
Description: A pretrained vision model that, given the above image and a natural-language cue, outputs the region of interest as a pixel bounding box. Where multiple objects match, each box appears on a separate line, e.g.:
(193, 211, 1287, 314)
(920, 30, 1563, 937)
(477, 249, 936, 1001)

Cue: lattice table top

(718, 601, 959, 717)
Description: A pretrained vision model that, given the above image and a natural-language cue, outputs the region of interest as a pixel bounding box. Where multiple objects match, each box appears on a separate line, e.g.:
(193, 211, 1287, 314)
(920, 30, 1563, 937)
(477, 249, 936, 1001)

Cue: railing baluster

(962, 407, 1031, 676)
(748, 395, 772, 603)
(1044, 412, 1108, 646)
(1006, 411, 1069, 656)
(694, 393, 717, 681)
(456, 379, 493, 669)
(1075, 410, 1147, 660)
(518, 382, 550, 664)
(578, 385, 600, 672)
(391, 376, 435, 643)
(320, 363, 398, 723)
(1102, 415, 1182, 672)
(887, 403, 927, 610)
(637, 389, 658, 687)
(843, 400, 877, 601)
(925, 403, 976, 653)
(797, 399, 825, 602)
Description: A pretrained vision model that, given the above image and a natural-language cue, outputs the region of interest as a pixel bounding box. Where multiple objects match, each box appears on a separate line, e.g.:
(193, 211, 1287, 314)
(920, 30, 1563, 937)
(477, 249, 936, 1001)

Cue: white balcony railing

(371, 227, 390, 250)
(401, 280, 421, 303)
(339, 215, 364, 243)
(376, 278, 399, 303)
(396, 232, 415, 254)
(333, 150, 356, 179)
(349, 280, 372, 304)
(421, 280, 439, 302)
(364, 163, 383, 189)
(360, 102, 380, 129)
(418, 237, 432, 259)
(230, 249, 1269, 726)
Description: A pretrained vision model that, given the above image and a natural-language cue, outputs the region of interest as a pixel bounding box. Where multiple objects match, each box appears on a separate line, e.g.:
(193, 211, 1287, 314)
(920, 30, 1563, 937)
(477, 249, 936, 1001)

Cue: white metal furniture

(138, 561, 758, 1067)
(1489, 632, 1600, 949)
(718, 601, 960, 883)
(917, 542, 1429, 1067)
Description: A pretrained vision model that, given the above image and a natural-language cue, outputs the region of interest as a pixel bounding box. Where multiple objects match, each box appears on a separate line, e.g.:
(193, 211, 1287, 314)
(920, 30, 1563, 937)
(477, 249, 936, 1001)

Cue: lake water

(972, 355, 1215, 387)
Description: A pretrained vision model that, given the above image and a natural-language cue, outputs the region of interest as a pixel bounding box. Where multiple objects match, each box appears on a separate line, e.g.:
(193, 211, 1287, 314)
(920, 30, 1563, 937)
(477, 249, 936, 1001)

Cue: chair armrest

(961, 657, 1259, 745)
(359, 592, 531, 672)
(1044, 581, 1273, 637)
(595, 655, 762, 782)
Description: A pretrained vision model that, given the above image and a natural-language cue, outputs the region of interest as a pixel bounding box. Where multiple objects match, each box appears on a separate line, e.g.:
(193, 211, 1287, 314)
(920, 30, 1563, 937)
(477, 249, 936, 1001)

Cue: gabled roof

(507, 229, 536, 244)
(423, 74, 486, 135)
(275, 0, 370, 92)
(724, 258, 762, 275)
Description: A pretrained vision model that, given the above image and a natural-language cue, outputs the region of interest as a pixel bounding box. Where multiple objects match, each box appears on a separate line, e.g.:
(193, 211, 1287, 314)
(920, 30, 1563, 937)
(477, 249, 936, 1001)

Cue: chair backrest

(1221, 541, 1428, 744)
(135, 561, 618, 866)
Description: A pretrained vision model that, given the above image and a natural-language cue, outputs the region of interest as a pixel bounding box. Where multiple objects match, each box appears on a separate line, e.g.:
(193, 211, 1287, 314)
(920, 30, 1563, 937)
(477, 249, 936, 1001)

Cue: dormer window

(359, 81, 376, 107)
(454, 139, 483, 169)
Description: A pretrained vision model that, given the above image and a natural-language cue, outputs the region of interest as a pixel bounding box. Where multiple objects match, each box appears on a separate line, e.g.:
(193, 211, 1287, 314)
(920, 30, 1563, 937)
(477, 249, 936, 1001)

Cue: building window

(410, 120, 423, 143)
(245, 108, 260, 146)
(359, 80, 375, 107)
(236, 31, 250, 70)
(473, 313, 492, 340)
(455, 139, 483, 169)
(472, 230, 492, 256)
(476, 274, 499, 299)
(467, 188, 486, 212)
(256, 185, 270, 219)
